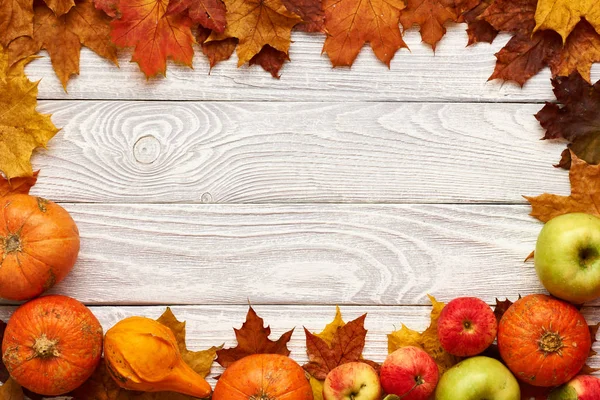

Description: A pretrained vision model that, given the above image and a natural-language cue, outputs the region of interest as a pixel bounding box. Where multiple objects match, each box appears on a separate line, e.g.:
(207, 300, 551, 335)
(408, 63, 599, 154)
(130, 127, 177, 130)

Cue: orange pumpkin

(498, 294, 591, 387)
(0, 194, 80, 300)
(2, 295, 103, 395)
(213, 354, 313, 400)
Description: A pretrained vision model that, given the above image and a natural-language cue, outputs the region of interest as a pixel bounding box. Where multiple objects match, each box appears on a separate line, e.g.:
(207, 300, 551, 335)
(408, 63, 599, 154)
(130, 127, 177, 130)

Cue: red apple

(323, 362, 382, 400)
(549, 375, 600, 400)
(380, 346, 439, 400)
(437, 297, 497, 356)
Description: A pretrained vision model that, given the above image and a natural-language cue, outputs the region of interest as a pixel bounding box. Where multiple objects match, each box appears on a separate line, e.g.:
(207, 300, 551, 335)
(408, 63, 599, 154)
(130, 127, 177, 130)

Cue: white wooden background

(8, 26, 600, 388)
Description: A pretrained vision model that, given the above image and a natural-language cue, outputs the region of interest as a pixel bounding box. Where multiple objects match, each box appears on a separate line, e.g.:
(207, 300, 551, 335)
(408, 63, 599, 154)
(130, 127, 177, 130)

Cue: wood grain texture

(26, 27, 600, 102)
(1, 304, 599, 383)
(31, 101, 569, 203)
(7, 203, 562, 306)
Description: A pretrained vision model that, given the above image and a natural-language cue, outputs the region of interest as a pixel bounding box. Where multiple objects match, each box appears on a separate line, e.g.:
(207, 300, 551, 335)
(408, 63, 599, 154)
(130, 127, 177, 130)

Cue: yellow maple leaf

(208, 0, 301, 66)
(534, 0, 600, 42)
(388, 295, 460, 375)
(156, 307, 221, 378)
(525, 153, 600, 222)
(0, 46, 58, 180)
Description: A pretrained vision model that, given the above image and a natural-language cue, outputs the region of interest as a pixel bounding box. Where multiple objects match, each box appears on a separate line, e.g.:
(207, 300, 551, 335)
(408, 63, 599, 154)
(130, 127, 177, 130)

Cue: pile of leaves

(2, 0, 599, 87)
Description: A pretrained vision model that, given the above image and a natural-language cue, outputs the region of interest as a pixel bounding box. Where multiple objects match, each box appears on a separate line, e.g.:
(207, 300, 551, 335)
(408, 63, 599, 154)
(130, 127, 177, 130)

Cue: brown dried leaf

(216, 306, 294, 368)
(493, 298, 514, 323)
(249, 45, 290, 78)
(282, 0, 324, 32)
(303, 309, 376, 381)
(166, 0, 227, 32)
(463, 0, 498, 46)
(0, 378, 24, 400)
(0, 0, 34, 47)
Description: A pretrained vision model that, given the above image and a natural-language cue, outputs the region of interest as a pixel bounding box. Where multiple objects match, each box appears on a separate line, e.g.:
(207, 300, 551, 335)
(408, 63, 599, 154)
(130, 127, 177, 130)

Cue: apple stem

(397, 377, 424, 399)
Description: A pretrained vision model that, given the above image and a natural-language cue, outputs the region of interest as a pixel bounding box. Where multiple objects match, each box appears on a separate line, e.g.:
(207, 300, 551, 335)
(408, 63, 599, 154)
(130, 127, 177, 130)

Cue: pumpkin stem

(3, 234, 21, 254)
(32, 334, 60, 359)
(249, 392, 275, 400)
(538, 330, 564, 355)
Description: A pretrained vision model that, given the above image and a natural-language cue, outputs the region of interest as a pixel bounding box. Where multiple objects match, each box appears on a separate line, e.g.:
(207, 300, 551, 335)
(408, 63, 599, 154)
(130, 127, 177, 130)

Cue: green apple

(535, 213, 600, 304)
(435, 357, 520, 400)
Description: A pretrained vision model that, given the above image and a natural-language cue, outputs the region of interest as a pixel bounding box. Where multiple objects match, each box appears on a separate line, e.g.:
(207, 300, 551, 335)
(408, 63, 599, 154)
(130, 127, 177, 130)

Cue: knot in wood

(133, 135, 161, 164)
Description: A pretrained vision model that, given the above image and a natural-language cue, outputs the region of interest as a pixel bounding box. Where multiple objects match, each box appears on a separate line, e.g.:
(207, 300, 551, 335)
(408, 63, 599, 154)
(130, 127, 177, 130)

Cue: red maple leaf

(166, 0, 227, 32)
(216, 306, 294, 368)
(110, 0, 195, 77)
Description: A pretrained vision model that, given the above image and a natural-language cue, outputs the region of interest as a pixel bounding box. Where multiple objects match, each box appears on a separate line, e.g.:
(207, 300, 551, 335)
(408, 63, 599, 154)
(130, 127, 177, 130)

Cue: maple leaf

(526, 153, 600, 222)
(489, 31, 561, 87)
(0, 0, 33, 47)
(110, 0, 195, 78)
(0, 47, 58, 180)
(216, 306, 294, 368)
(463, 0, 498, 46)
(94, 0, 118, 17)
(493, 297, 513, 323)
(249, 45, 290, 78)
(8, 0, 117, 90)
(303, 309, 378, 381)
(166, 0, 227, 32)
(534, 0, 600, 43)
(388, 295, 460, 375)
(282, 0, 324, 32)
(207, 0, 301, 67)
(535, 73, 600, 169)
(480, 0, 537, 34)
(322, 0, 406, 66)
(72, 308, 219, 400)
(196, 27, 237, 68)
(399, 0, 478, 50)
(43, 0, 75, 16)
(0, 171, 38, 197)
(0, 378, 24, 400)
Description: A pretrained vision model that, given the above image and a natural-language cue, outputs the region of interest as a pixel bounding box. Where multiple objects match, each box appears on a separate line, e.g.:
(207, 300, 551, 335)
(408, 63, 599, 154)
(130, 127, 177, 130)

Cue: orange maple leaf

(322, 0, 407, 67)
(8, 0, 117, 90)
(111, 0, 195, 78)
(216, 306, 294, 368)
(525, 153, 600, 222)
(400, 0, 478, 50)
(0, 171, 38, 198)
(282, 0, 324, 33)
(43, 0, 75, 16)
(0, 0, 33, 47)
(208, 0, 301, 66)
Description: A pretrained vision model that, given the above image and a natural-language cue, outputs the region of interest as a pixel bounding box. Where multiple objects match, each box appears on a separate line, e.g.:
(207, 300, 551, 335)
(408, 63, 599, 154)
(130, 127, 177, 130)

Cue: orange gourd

(213, 354, 314, 400)
(104, 316, 212, 398)
(498, 294, 591, 387)
(0, 194, 80, 300)
(2, 295, 103, 395)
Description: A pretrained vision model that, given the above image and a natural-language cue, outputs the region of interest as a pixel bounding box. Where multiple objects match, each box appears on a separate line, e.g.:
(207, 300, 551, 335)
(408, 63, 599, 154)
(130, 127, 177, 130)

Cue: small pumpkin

(104, 316, 212, 398)
(2, 295, 103, 395)
(0, 194, 80, 300)
(213, 354, 313, 400)
(498, 294, 591, 387)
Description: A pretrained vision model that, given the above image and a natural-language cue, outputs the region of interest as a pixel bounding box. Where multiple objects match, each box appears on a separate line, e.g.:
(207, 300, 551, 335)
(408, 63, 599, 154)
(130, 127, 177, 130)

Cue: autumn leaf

(72, 308, 219, 400)
(110, 0, 195, 78)
(43, 0, 75, 16)
(493, 298, 513, 323)
(534, 0, 600, 43)
(388, 295, 460, 375)
(303, 308, 378, 381)
(0, 171, 38, 198)
(249, 45, 290, 78)
(463, 0, 498, 46)
(400, 0, 478, 50)
(207, 0, 301, 67)
(549, 20, 600, 84)
(0, 0, 33, 47)
(480, 0, 537, 34)
(322, 0, 406, 66)
(8, 0, 117, 90)
(166, 0, 227, 32)
(535, 73, 600, 169)
(0, 378, 24, 400)
(94, 0, 118, 17)
(282, 0, 324, 32)
(526, 154, 600, 222)
(0, 47, 58, 180)
(216, 306, 294, 368)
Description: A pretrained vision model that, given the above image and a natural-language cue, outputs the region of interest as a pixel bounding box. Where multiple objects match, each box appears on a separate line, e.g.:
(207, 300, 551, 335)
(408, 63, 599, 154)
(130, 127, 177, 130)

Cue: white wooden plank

(26, 27, 600, 102)
(1, 305, 599, 384)
(5, 203, 564, 306)
(30, 101, 570, 203)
